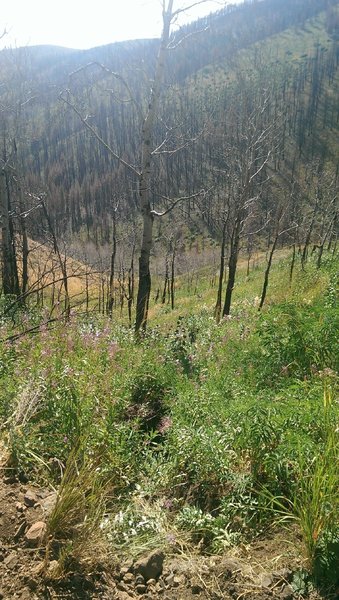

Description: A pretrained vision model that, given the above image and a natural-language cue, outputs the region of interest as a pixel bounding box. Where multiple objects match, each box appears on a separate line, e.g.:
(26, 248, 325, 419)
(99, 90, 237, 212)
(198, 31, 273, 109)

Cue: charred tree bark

(222, 216, 241, 317)
(258, 233, 279, 311)
(301, 202, 318, 270)
(162, 257, 169, 304)
(107, 203, 118, 316)
(135, 1, 174, 333)
(170, 245, 176, 311)
(0, 165, 20, 297)
(317, 212, 336, 269)
(128, 242, 135, 327)
(18, 188, 29, 297)
(215, 216, 228, 323)
(289, 243, 296, 285)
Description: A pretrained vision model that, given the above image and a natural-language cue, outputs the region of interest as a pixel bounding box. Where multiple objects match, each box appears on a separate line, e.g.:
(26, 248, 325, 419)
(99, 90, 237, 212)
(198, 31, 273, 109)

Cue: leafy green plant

(101, 491, 181, 555)
(293, 385, 338, 580)
(254, 299, 338, 386)
(166, 422, 235, 510)
(0, 254, 338, 587)
(124, 357, 177, 433)
(176, 505, 241, 552)
(263, 382, 339, 590)
(167, 313, 213, 376)
(241, 405, 282, 482)
(291, 569, 313, 596)
(218, 473, 266, 532)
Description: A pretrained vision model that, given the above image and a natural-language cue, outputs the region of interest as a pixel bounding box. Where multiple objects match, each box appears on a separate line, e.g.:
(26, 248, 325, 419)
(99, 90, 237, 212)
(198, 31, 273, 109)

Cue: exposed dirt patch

(0, 457, 327, 600)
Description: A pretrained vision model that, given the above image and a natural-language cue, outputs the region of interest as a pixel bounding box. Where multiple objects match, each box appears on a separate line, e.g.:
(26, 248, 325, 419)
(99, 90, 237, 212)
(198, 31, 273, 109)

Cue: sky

(0, 0, 244, 51)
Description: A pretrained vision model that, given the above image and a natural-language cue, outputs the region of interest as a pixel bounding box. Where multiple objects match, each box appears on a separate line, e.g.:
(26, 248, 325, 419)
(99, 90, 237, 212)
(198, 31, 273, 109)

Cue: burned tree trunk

(107, 202, 118, 317)
(135, 3, 174, 332)
(215, 216, 228, 323)
(223, 216, 241, 317)
(0, 163, 20, 297)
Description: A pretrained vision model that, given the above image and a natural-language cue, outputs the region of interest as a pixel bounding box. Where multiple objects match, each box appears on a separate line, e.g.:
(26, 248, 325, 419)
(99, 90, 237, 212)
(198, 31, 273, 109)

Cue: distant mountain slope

(0, 0, 338, 253)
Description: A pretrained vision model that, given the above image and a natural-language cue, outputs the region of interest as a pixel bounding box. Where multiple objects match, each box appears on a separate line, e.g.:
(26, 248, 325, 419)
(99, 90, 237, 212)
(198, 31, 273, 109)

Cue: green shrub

(313, 528, 339, 588)
(125, 356, 177, 433)
(176, 505, 241, 552)
(253, 299, 338, 386)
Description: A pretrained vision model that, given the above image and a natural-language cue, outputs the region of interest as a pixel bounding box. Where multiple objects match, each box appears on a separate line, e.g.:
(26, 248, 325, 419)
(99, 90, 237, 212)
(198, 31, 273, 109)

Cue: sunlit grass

(1, 249, 338, 591)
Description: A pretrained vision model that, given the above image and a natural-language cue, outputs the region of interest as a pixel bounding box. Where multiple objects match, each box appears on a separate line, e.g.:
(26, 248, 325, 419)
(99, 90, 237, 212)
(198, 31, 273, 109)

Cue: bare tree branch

(69, 61, 144, 122)
(2, 270, 100, 317)
(247, 218, 272, 237)
(151, 189, 206, 217)
(168, 26, 208, 49)
(249, 152, 271, 185)
(59, 90, 141, 178)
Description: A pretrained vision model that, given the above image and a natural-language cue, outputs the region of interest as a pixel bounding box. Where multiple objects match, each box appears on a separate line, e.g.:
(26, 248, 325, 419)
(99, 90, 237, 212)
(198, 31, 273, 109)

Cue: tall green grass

(0, 252, 338, 589)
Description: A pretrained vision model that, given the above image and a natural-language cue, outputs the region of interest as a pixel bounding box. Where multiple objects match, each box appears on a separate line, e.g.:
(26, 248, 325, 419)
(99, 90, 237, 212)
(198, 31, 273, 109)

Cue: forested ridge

(1, 0, 338, 246)
(1, 0, 338, 331)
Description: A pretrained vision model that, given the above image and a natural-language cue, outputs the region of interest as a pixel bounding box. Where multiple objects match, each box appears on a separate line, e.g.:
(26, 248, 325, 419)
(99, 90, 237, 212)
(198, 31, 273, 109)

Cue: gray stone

(136, 584, 147, 594)
(117, 581, 129, 592)
(24, 490, 38, 507)
(4, 552, 18, 568)
(46, 560, 59, 578)
(40, 492, 57, 516)
(123, 572, 135, 584)
(261, 573, 274, 588)
(134, 549, 164, 581)
(165, 573, 174, 586)
(20, 590, 35, 600)
(117, 593, 133, 600)
(25, 521, 47, 547)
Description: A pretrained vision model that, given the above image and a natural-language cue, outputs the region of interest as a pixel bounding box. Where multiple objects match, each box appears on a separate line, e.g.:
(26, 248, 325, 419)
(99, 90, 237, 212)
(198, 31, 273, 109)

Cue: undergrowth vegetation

(0, 253, 338, 593)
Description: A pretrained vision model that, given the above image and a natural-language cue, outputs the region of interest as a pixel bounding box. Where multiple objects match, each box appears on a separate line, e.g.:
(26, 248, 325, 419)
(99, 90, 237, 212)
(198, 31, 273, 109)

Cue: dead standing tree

(0, 154, 19, 297)
(258, 203, 297, 311)
(210, 89, 276, 319)
(0, 36, 42, 305)
(106, 198, 119, 317)
(60, 0, 209, 333)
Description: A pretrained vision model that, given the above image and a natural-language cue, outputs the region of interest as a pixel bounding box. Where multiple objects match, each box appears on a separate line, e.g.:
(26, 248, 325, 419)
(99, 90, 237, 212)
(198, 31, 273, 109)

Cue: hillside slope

(0, 250, 338, 598)
(0, 1, 337, 232)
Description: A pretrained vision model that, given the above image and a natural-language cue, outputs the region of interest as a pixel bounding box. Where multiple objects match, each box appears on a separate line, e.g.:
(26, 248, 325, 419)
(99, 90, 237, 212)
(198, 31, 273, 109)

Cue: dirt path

(0, 452, 322, 600)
